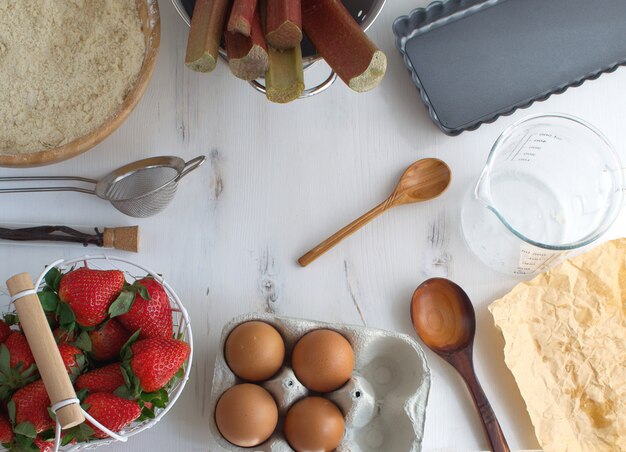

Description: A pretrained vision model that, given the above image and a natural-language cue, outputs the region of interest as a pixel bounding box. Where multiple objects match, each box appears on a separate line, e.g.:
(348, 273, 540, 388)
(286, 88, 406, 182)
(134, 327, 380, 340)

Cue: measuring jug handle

(6, 273, 84, 430)
(621, 167, 626, 206)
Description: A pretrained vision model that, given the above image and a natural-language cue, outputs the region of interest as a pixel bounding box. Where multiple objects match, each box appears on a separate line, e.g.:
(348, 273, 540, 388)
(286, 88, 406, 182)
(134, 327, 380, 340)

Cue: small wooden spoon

(411, 278, 510, 452)
(298, 158, 451, 267)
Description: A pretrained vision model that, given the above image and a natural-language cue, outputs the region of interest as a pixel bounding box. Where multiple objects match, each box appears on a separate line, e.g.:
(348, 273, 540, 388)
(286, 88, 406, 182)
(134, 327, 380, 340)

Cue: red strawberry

(11, 380, 53, 433)
(89, 319, 131, 362)
(5, 332, 35, 370)
(129, 338, 190, 393)
(58, 268, 125, 327)
(53, 327, 75, 344)
(0, 412, 13, 443)
(83, 393, 140, 438)
(33, 438, 53, 452)
(0, 321, 12, 345)
(117, 279, 172, 339)
(0, 332, 38, 399)
(58, 344, 85, 381)
(75, 363, 125, 394)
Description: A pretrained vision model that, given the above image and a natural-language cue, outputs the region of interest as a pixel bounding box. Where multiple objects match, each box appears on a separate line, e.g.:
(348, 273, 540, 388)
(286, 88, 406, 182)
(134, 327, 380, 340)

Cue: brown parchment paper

(489, 238, 625, 452)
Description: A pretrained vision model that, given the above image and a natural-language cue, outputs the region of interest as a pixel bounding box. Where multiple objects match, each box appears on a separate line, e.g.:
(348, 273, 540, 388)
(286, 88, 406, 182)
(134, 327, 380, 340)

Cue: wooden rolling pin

(6, 273, 84, 429)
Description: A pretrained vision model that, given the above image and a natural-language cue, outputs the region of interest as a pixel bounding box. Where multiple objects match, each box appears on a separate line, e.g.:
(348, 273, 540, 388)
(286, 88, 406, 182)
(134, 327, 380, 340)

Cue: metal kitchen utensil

(461, 114, 624, 276)
(172, 0, 386, 98)
(0, 155, 205, 218)
(393, 0, 626, 135)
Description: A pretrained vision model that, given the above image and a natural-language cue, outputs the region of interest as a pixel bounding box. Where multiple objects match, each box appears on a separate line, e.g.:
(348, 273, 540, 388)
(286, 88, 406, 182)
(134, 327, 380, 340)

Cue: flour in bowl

(0, 0, 145, 154)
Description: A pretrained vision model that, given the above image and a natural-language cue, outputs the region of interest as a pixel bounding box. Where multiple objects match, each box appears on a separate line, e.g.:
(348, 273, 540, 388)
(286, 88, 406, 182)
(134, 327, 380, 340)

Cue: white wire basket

(5, 254, 193, 451)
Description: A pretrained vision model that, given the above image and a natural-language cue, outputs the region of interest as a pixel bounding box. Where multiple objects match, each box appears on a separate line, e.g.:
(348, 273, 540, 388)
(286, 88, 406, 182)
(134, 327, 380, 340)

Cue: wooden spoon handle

(461, 366, 510, 452)
(298, 200, 390, 267)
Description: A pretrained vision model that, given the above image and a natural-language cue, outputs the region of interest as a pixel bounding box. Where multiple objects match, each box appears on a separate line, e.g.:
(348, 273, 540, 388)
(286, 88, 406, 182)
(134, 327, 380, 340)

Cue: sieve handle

(0, 176, 97, 195)
(6, 273, 84, 430)
(177, 156, 206, 180)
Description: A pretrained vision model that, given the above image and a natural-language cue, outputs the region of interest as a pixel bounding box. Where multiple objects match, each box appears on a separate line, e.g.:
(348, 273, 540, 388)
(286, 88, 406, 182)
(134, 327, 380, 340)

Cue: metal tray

(393, 0, 626, 135)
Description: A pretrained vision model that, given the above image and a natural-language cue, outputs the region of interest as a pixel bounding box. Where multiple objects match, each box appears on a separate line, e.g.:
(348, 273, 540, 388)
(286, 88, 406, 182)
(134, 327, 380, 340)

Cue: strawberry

(33, 438, 53, 452)
(0, 333, 38, 399)
(0, 320, 12, 345)
(126, 337, 190, 393)
(89, 319, 130, 362)
(75, 363, 125, 394)
(53, 327, 75, 345)
(10, 380, 53, 433)
(83, 393, 140, 438)
(5, 332, 34, 370)
(58, 344, 85, 381)
(115, 278, 173, 340)
(0, 412, 13, 443)
(58, 268, 125, 327)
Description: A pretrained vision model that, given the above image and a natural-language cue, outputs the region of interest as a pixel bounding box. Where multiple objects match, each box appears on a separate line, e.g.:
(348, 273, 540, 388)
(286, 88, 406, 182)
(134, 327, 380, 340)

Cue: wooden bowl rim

(0, 0, 161, 168)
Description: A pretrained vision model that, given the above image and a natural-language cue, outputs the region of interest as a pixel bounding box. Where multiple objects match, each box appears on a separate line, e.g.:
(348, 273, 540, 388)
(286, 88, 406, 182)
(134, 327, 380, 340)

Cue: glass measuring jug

(462, 114, 624, 276)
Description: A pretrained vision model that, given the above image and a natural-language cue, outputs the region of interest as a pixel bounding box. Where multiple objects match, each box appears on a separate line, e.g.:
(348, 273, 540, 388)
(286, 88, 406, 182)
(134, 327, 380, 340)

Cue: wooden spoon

(410, 278, 510, 452)
(298, 158, 451, 267)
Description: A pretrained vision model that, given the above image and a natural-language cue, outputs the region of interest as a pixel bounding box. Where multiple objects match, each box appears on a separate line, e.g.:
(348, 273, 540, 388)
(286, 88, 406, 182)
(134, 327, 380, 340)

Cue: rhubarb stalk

(265, 45, 304, 103)
(301, 0, 386, 92)
(227, 0, 258, 36)
(185, 0, 231, 72)
(225, 8, 268, 80)
(265, 0, 302, 49)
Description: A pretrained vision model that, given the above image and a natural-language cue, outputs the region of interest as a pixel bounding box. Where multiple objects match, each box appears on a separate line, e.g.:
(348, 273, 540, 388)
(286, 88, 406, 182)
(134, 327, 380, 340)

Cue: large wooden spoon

(298, 158, 451, 267)
(411, 278, 510, 452)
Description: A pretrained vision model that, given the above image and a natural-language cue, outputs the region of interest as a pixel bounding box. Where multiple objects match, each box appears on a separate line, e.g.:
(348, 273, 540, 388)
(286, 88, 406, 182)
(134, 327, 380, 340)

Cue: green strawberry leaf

(131, 281, 150, 301)
(7, 399, 15, 423)
(47, 407, 56, 422)
(58, 302, 75, 326)
(72, 330, 92, 352)
(109, 289, 136, 318)
(14, 434, 38, 451)
(75, 388, 88, 402)
(14, 422, 37, 438)
(38, 290, 59, 312)
(113, 385, 134, 400)
(0, 344, 10, 374)
(120, 364, 132, 387)
(61, 432, 75, 446)
(140, 406, 156, 420)
(64, 423, 94, 443)
(120, 329, 141, 361)
(3, 313, 18, 326)
(44, 267, 62, 292)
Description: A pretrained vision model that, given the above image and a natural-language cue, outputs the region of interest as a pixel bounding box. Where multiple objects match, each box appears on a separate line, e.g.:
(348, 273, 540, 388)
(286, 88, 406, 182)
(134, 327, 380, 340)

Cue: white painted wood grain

(1, 0, 625, 450)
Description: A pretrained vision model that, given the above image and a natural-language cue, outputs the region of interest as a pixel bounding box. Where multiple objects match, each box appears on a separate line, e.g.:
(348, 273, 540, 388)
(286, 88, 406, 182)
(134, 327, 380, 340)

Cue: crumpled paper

(489, 238, 625, 452)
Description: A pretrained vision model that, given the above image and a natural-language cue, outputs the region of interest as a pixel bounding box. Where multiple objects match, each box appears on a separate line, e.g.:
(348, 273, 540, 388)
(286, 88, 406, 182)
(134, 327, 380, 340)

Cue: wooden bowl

(0, 0, 160, 168)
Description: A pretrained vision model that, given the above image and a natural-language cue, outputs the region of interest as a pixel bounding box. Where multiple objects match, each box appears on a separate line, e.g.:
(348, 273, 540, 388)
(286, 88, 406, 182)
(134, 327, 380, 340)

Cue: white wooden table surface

(1, 0, 625, 450)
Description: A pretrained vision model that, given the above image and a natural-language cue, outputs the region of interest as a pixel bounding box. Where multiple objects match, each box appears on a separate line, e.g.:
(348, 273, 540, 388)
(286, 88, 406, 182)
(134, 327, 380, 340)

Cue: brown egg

(215, 384, 278, 447)
(291, 329, 354, 392)
(225, 321, 285, 381)
(284, 397, 345, 452)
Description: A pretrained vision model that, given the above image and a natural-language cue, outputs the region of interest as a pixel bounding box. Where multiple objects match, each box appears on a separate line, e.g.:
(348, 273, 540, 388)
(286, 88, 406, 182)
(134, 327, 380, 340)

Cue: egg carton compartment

(208, 313, 431, 452)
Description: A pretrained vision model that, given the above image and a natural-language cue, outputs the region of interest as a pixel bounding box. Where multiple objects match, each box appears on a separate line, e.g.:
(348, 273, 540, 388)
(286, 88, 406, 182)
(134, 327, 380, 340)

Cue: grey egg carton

(208, 313, 431, 452)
